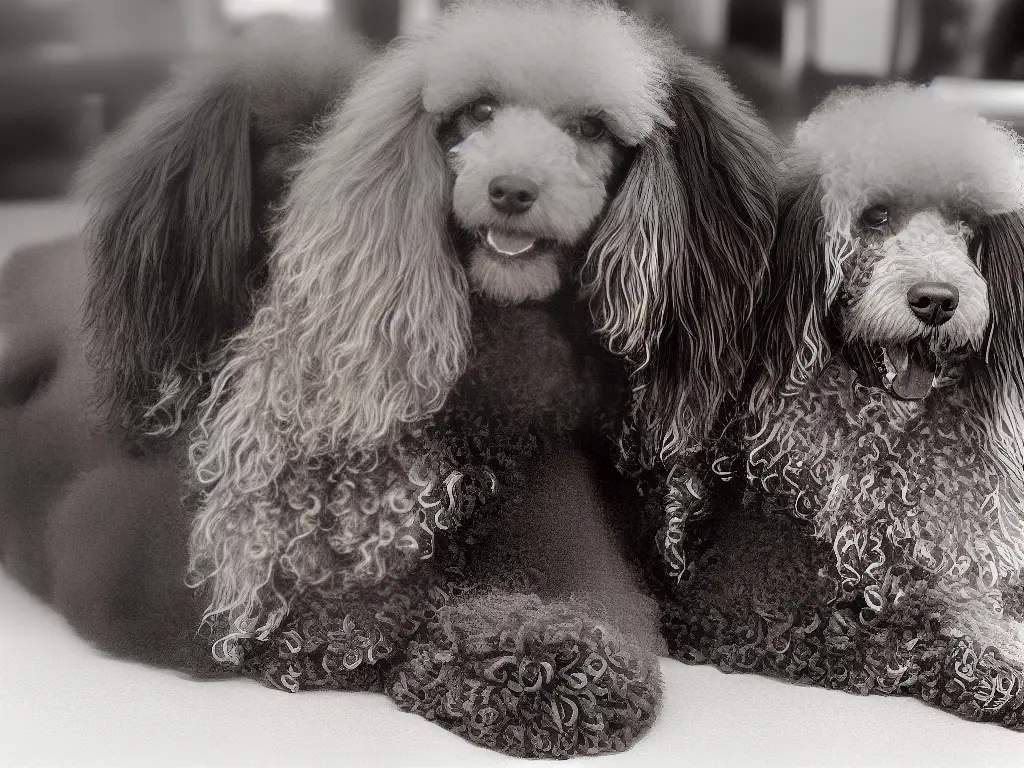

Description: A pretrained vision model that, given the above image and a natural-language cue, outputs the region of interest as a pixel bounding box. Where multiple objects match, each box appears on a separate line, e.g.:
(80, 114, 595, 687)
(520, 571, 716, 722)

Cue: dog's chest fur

(443, 294, 626, 438)
(746, 359, 1024, 603)
(662, 362, 1024, 687)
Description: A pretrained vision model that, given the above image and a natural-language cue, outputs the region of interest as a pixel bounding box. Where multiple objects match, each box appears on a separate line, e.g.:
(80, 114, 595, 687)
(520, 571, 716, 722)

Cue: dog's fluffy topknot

(790, 84, 1024, 219)
(424, 0, 674, 144)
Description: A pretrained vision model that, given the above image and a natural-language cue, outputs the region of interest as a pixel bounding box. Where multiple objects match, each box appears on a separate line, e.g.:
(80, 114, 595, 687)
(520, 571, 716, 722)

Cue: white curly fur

(187, 40, 469, 654)
(772, 86, 1024, 397)
(186, 0, 671, 652)
(792, 84, 1024, 219)
(761, 85, 1024, 483)
(449, 108, 613, 243)
(423, 0, 673, 145)
(672, 86, 1024, 723)
(467, 250, 564, 303)
(846, 212, 990, 349)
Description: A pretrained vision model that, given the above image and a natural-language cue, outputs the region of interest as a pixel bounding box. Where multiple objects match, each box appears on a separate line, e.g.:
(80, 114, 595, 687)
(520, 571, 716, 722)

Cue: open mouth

(881, 340, 939, 401)
(483, 229, 538, 257)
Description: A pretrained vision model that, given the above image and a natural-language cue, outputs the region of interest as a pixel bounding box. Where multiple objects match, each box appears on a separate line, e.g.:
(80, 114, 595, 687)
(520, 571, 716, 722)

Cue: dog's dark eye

(468, 97, 497, 123)
(861, 204, 889, 229)
(578, 117, 606, 140)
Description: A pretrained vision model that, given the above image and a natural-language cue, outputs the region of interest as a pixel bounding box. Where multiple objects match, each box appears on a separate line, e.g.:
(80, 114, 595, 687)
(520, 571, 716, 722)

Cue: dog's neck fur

(443, 289, 628, 439)
(747, 353, 1024, 613)
(660, 349, 1024, 697)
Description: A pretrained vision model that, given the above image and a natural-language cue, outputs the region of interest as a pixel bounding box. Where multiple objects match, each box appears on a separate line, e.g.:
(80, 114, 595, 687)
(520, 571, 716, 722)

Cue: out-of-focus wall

(671, 0, 730, 47)
(812, 0, 897, 76)
(3, 0, 1024, 200)
(70, 0, 189, 56)
(0, 0, 192, 198)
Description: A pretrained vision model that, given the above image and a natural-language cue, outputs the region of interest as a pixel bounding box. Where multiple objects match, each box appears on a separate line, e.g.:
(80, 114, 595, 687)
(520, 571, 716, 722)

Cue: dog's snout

(488, 175, 538, 215)
(907, 281, 959, 326)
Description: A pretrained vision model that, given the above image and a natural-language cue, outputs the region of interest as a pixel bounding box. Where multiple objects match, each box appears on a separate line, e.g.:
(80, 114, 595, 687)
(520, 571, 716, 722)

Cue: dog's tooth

(882, 347, 897, 384)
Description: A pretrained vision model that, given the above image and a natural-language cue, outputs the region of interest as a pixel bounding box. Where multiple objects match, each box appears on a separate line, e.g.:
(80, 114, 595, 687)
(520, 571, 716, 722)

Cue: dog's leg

(224, 561, 474, 694)
(386, 445, 664, 758)
(919, 634, 1024, 729)
(661, 491, 1024, 732)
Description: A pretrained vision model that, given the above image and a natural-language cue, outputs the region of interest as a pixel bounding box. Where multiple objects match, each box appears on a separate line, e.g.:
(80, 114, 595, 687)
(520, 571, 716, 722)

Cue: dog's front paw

(386, 593, 662, 758)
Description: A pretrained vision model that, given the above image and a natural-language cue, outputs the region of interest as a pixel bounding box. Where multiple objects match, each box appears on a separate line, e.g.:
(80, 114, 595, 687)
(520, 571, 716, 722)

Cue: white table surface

(2, 201, 1024, 767)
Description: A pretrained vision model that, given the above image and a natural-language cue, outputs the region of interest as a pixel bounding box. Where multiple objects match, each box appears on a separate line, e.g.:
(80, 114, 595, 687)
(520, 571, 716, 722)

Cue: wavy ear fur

(80, 30, 365, 443)
(189, 42, 470, 653)
(80, 64, 255, 441)
(746, 169, 834, 413)
(967, 211, 1024, 462)
(973, 211, 1024, 402)
(583, 54, 777, 460)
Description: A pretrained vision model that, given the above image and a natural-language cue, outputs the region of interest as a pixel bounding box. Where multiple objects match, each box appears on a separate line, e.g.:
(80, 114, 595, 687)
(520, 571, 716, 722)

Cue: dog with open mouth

(441, 86, 631, 305)
(651, 84, 1024, 732)
(186, 0, 776, 757)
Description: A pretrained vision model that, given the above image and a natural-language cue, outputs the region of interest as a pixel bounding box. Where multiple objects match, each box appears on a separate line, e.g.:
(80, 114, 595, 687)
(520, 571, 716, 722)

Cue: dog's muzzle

(489, 175, 538, 216)
(907, 281, 959, 326)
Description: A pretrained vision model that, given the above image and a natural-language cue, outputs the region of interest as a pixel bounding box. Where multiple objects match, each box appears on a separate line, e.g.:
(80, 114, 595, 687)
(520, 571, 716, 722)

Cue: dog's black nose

(907, 281, 959, 325)
(489, 175, 538, 214)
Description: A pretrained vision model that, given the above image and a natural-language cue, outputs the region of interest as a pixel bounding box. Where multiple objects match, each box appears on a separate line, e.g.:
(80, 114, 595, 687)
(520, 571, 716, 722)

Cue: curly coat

(184, 0, 777, 756)
(1, 1, 778, 758)
(655, 85, 1024, 731)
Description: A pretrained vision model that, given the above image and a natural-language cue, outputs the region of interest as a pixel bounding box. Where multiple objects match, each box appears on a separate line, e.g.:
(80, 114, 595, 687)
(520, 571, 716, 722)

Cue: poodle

(0, 0, 776, 757)
(0, 26, 367, 668)
(654, 84, 1024, 731)
(185, 0, 776, 756)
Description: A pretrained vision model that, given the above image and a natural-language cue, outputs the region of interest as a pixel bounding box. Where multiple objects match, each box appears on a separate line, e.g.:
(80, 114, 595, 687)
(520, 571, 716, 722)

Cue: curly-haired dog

(187, 0, 776, 756)
(0, 27, 366, 668)
(655, 84, 1024, 730)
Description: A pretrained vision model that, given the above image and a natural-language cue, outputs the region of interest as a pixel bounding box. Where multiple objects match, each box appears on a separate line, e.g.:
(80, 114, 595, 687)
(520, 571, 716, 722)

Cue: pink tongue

(891, 345, 933, 400)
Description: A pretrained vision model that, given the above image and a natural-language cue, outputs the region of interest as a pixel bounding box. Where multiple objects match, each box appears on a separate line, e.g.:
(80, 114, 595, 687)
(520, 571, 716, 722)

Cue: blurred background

(2, 0, 1024, 200)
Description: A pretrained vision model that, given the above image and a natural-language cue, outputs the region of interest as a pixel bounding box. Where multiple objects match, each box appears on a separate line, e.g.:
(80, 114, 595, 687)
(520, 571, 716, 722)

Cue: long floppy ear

(745, 168, 835, 413)
(583, 54, 778, 460)
(79, 29, 364, 442)
(79, 62, 256, 441)
(969, 210, 1024, 421)
(189, 42, 469, 651)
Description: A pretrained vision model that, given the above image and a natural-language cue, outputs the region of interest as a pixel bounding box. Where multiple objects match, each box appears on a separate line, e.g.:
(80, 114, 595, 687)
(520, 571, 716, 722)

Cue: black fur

(746, 170, 827, 411)
(972, 210, 1024, 401)
(585, 54, 779, 458)
(79, 27, 368, 442)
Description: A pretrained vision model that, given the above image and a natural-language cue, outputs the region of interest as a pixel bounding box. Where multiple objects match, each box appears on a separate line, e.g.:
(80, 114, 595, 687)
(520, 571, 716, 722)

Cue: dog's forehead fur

(420, 0, 672, 145)
(790, 84, 1024, 218)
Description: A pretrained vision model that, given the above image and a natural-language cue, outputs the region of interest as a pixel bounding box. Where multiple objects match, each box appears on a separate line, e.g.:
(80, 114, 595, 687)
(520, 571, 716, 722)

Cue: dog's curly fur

(0, 1, 776, 757)
(654, 85, 1024, 731)
(184, 0, 777, 756)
